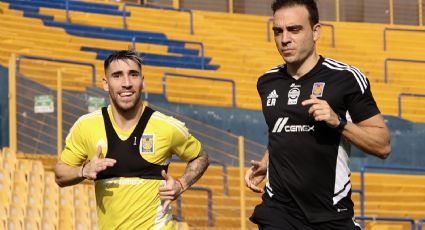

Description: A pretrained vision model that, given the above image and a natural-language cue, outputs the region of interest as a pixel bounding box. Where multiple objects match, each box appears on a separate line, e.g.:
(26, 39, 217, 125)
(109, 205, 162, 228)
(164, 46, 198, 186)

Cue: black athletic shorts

(250, 196, 362, 230)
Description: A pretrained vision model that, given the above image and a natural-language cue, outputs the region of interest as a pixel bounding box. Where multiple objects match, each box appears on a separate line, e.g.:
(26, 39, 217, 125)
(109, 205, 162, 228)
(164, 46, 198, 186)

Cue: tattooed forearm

(181, 149, 209, 188)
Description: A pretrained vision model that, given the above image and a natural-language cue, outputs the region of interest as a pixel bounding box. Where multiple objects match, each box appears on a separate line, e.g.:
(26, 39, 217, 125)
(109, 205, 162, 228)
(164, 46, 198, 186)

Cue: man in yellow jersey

(54, 49, 210, 229)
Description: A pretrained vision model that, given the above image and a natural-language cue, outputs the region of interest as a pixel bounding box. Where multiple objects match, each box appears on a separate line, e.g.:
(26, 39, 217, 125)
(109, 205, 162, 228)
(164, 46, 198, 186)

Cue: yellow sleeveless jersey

(61, 106, 201, 229)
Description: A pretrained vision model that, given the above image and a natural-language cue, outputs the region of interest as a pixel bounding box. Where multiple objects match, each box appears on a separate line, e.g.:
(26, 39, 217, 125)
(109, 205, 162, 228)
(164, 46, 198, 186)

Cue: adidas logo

(267, 90, 279, 99)
(267, 90, 278, 107)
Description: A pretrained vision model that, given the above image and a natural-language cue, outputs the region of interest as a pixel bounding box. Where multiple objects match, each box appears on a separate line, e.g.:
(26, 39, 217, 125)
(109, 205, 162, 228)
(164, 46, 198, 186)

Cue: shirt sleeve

(169, 118, 202, 162)
(346, 75, 381, 123)
(60, 119, 88, 167)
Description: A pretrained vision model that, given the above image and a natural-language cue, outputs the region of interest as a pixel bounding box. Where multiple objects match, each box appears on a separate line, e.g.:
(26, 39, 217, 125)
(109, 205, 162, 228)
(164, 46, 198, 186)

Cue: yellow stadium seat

(41, 218, 58, 230)
(0, 204, 7, 229)
(59, 187, 75, 230)
(3, 148, 17, 172)
(175, 221, 190, 230)
(7, 217, 24, 230)
(24, 217, 42, 230)
(0, 168, 13, 212)
(9, 203, 26, 220)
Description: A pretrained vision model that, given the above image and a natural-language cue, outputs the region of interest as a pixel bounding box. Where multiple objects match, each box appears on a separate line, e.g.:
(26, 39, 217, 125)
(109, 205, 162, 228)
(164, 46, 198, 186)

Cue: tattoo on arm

(181, 149, 209, 188)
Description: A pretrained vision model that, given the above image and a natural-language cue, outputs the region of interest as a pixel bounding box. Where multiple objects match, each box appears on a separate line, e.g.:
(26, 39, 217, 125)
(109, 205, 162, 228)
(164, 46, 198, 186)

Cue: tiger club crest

(312, 82, 325, 97)
(139, 134, 155, 154)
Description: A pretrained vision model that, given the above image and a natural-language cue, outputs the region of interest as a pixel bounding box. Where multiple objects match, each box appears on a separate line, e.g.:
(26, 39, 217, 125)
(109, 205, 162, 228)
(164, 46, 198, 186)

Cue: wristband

(176, 178, 186, 192)
(80, 161, 87, 179)
(335, 114, 347, 133)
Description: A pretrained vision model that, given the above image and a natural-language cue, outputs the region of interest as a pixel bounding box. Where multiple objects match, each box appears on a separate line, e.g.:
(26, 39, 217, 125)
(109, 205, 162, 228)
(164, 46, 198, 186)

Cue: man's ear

(102, 77, 109, 92)
(313, 23, 321, 42)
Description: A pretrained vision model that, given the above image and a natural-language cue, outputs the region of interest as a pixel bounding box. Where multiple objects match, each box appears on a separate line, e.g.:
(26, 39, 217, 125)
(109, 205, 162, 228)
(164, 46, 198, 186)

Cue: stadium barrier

(383, 28, 425, 51)
(384, 58, 425, 83)
(8, 54, 96, 154)
(398, 93, 425, 118)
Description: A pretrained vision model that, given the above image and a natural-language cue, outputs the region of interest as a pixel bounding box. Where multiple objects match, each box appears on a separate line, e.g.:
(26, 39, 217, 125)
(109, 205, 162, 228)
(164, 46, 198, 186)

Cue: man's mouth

(119, 91, 134, 97)
(282, 49, 294, 54)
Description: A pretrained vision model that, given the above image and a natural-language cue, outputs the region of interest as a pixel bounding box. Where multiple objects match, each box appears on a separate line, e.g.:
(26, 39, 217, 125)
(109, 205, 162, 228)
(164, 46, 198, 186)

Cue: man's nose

(281, 31, 291, 46)
(121, 75, 132, 87)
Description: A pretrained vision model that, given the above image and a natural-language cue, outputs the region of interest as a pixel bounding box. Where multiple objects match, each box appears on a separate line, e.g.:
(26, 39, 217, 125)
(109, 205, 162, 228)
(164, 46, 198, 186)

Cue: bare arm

(54, 160, 85, 187)
(54, 146, 116, 187)
(159, 149, 209, 213)
(342, 114, 391, 159)
(302, 95, 391, 159)
(178, 149, 210, 190)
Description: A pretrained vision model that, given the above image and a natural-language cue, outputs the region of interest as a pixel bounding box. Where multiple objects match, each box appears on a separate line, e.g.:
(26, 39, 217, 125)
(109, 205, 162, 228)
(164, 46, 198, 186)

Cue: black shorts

(250, 196, 361, 230)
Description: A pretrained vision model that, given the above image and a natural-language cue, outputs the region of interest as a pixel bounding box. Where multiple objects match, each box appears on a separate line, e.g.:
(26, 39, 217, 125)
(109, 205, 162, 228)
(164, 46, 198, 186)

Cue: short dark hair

(271, 0, 319, 27)
(104, 49, 143, 72)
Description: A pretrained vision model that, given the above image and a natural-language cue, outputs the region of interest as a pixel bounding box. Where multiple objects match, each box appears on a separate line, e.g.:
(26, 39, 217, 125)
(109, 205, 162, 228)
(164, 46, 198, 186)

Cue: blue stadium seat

(1, 0, 128, 16)
(81, 47, 219, 70)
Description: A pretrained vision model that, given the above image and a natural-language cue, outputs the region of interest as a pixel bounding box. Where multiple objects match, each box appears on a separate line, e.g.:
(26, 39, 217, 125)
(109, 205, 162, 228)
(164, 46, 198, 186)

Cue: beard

(109, 91, 142, 113)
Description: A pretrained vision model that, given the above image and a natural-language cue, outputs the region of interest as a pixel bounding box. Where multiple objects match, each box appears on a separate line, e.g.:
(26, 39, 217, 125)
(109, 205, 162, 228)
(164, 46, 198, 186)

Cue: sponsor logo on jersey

(267, 90, 279, 107)
(288, 87, 300, 105)
(337, 208, 348, 213)
(312, 82, 325, 97)
(290, 83, 301, 88)
(272, 117, 314, 133)
(140, 134, 155, 154)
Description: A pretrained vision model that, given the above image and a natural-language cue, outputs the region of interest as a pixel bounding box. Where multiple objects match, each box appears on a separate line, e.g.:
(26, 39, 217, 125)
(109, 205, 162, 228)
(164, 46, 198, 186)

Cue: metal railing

(162, 73, 236, 107)
(419, 219, 425, 230)
(266, 18, 273, 42)
(384, 58, 425, 83)
(209, 159, 229, 196)
(321, 23, 335, 48)
(398, 93, 425, 118)
(351, 189, 364, 228)
(65, 0, 129, 25)
(131, 37, 205, 69)
(355, 216, 416, 230)
(383, 28, 425, 51)
(359, 165, 425, 229)
(65, 0, 70, 24)
(123, 3, 194, 35)
(176, 186, 213, 226)
(16, 55, 96, 87)
(266, 18, 335, 48)
(69, 0, 423, 27)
